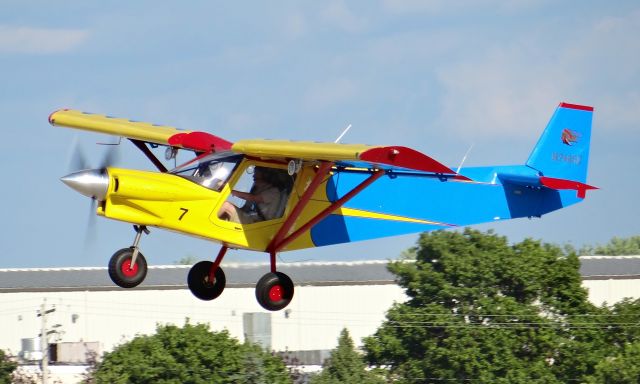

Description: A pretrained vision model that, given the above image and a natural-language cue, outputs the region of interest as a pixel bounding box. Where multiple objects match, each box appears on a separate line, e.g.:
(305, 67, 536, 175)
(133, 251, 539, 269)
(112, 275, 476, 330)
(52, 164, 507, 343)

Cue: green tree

(0, 350, 16, 384)
(174, 255, 199, 265)
(580, 235, 640, 255)
(93, 322, 290, 384)
(585, 342, 640, 383)
(579, 298, 640, 382)
(310, 328, 383, 384)
(364, 229, 610, 383)
(602, 298, 640, 345)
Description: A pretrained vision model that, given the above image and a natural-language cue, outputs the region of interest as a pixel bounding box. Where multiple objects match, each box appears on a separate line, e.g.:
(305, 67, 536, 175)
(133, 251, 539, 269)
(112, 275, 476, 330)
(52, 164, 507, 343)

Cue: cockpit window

(171, 152, 242, 191)
(217, 165, 296, 224)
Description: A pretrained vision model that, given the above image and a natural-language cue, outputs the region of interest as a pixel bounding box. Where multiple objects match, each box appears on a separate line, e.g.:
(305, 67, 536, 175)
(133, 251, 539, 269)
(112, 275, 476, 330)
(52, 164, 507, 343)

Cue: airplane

(50, 102, 596, 311)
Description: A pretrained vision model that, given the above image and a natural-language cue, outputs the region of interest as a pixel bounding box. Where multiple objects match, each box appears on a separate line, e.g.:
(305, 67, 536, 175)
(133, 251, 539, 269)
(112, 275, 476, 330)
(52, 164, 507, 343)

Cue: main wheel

(188, 261, 226, 301)
(255, 272, 294, 311)
(108, 247, 148, 288)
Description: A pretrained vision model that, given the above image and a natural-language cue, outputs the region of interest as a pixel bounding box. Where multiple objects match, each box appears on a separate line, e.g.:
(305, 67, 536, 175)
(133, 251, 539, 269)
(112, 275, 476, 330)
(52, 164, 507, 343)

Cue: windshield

(171, 152, 242, 191)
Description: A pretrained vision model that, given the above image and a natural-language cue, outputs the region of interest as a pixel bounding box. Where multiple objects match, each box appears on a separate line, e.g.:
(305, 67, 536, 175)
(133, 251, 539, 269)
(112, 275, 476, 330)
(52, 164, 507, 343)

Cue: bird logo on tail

(561, 128, 579, 146)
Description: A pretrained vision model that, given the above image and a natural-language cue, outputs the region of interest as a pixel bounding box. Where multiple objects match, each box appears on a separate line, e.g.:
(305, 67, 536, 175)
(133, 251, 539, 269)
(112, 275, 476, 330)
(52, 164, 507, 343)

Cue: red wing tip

(168, 131, 233, 152)
(360, 146, 456, 174)
(559, 102, 594, 112)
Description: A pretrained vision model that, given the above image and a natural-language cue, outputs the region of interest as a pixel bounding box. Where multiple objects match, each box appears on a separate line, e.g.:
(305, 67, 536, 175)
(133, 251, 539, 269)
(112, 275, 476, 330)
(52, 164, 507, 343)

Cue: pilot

(218, 167, 281, 224)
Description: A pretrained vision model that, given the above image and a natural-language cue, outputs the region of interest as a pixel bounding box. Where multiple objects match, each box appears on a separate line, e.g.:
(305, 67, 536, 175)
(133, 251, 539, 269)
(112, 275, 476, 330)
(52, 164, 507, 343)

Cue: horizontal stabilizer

(498, 169, 597, 199)
(540, 176, 598, 199)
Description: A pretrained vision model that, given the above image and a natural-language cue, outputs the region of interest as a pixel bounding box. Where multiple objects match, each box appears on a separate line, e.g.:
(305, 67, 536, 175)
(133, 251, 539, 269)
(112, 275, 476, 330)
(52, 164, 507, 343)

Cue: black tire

(108, 247, 148, 288)
(255, 272, 294, 311)
(188, 261, 226, 301)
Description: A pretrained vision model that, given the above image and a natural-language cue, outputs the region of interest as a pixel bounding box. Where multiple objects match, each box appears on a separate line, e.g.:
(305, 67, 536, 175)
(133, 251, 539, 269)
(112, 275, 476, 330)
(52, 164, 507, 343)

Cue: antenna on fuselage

(456, 143, 475, 174)
(334, 124, 352, 143)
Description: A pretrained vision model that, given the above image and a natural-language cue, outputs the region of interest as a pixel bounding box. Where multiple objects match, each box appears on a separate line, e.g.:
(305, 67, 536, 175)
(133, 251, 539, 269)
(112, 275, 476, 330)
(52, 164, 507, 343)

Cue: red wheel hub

(269, 285, 283, 302)
(121, 259, 139, 278)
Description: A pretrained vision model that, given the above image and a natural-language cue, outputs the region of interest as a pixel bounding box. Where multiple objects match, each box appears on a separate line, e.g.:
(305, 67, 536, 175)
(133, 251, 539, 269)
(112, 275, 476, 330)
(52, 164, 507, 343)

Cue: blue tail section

(306, 102, 596, 249)
(526, 102, 593, 183)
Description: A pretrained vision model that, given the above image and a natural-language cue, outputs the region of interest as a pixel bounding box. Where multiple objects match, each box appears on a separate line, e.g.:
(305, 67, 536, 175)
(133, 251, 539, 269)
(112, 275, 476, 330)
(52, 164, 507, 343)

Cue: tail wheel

(108, 247, 147, 288)
(255, 272, 294, 311)
(188, 261, 226, 301)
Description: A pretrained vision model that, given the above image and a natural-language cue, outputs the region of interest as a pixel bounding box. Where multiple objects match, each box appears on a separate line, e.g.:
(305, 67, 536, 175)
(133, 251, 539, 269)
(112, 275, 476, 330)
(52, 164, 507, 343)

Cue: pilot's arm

(231, 190, 266, 203)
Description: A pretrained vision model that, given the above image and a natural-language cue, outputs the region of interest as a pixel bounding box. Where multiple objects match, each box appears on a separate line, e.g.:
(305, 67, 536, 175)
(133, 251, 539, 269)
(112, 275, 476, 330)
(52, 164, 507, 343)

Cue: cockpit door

(210, 160, 297, 249)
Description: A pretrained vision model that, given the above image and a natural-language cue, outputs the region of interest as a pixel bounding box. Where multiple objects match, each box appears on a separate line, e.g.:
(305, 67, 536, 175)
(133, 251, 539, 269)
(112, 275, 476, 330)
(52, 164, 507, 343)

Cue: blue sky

(0, 1, 638, 268)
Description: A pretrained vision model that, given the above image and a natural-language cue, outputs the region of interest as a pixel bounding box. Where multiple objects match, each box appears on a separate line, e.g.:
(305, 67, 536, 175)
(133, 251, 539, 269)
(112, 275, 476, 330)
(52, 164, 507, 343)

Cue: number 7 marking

(178, 208, 189, 221)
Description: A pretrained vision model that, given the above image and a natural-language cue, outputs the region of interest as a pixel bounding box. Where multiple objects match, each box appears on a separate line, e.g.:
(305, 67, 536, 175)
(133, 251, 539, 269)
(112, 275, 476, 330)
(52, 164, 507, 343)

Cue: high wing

(50, 109, 459, 176)
(232, 139, 458, 175)
(49, 109, 232, 153)
(230, 140, 468, 256)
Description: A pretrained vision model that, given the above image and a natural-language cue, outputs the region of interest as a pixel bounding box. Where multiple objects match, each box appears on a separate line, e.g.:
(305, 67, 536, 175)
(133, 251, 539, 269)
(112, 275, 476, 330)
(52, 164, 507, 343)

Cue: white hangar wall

(0, 262, 405, 356)
(580, 256, 640, 306)
(0, 285, 404, 354)
(583, 279, 640, 305)
(2, 256, 640, 358)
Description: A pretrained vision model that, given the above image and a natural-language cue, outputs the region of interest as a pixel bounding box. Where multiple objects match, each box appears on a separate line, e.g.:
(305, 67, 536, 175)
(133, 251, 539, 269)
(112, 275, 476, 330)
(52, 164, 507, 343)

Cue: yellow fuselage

(99, 162, 329, 252)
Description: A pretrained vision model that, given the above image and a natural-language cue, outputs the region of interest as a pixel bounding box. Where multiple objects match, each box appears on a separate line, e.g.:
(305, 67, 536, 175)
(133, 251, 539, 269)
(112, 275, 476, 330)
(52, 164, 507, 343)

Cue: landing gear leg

(108, 225, 150, 288)
(129, 225, 149, 269)
(255, 252, 294, 311)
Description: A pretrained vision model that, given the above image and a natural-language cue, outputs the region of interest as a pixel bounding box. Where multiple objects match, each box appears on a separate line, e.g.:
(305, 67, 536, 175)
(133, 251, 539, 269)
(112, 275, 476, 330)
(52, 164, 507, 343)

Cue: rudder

(526, 102, 593, 183)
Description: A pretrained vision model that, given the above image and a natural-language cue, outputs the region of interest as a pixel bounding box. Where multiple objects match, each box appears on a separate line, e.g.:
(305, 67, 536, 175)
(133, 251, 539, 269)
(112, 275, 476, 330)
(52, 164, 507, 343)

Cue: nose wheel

(108, 225, 149, 288)
(108, 247, 148, 288)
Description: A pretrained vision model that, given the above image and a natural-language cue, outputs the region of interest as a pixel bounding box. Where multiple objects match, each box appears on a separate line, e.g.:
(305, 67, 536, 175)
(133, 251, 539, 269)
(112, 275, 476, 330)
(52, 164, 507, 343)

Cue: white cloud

(435, 45, 575, 141)
(0, 26, 89, 54)
(381, 0, 450, 14)
(553, 9, 640, 133)
(320, 0, 367, 33)
(282, 12, 307, 40)
(304, 77, 358, 110)
(597, 92, 640, 131)
(431, 7, 640, 140)
(382, 0, 545, 14)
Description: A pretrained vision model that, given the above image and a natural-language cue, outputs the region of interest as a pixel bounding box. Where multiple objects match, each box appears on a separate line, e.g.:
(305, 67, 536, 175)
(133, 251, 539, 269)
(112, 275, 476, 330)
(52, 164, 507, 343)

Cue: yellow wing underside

(49, 109, 375, 161)
(50, 109, 453, 175)
(49, 110, 383, 163)
(231, 140, 377, 162)
(49, 109, 183, 146)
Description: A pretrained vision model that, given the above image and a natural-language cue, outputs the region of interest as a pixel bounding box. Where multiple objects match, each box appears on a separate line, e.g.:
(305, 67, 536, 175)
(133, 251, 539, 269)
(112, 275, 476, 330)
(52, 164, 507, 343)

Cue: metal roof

(0, 256, 637, 293)
(0, 261, 397, 293)
(579, 255, 640, 280)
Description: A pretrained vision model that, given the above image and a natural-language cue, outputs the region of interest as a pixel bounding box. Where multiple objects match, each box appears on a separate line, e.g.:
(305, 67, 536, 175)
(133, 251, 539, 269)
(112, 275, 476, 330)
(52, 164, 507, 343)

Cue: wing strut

(266, 162, 334, 267)
(129, 139, 169, 173)
(267, 167, 385, 257)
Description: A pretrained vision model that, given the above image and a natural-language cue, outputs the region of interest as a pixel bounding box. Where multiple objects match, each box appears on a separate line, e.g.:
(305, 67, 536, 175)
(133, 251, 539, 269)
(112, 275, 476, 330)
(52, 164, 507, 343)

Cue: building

(0, 261, 403, 359)
(579, 255, 640, 305)
(0, 256, 638, 382)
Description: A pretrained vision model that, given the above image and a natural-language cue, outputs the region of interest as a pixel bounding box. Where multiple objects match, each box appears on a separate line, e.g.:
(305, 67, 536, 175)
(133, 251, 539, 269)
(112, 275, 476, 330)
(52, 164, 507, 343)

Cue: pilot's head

(253, 167, 273, 184)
